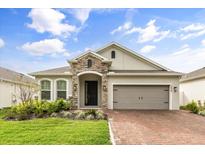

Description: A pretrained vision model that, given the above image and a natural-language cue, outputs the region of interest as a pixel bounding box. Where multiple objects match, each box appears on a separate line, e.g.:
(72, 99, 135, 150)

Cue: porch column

(101, 74, 108, 108)
(71, 75, 78, 108)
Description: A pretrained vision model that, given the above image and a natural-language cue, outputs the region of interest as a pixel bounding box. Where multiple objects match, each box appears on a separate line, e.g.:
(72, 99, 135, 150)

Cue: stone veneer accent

(69, 54, 110, 108)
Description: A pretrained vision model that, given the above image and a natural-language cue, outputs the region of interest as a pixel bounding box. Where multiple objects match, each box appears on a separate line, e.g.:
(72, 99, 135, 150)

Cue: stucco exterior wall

(107, 76, 180, 110)
(0, 81, 34, 108)
(99, 47, 160, 70)
(35, 75, 72, 101)
(180, 78, 205, 105)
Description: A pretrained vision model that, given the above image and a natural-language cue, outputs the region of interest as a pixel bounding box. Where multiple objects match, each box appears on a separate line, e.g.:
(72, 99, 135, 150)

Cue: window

(111, 50, 115, 59)
(56, 80, 67, 99)
(87, 59, 92, 68)
(41, 80, 51, 100)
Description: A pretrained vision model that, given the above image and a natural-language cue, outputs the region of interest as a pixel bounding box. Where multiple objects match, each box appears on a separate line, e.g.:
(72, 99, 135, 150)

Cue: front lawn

(0, 109, 111, 145)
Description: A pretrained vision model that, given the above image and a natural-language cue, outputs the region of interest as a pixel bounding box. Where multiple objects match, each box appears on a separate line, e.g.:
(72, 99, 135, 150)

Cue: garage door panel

(113, 85, 169, 110)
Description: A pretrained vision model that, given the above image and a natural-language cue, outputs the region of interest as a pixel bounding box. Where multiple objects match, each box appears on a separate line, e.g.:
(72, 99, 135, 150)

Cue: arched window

(87, 59, 92, 68)
(111, 50, 115, 59)
(56, 80, 67, 99)
(41, 80, 51, 100)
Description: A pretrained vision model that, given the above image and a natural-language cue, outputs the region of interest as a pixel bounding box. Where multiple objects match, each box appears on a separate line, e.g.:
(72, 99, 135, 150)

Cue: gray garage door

(113, 85, 169, 110)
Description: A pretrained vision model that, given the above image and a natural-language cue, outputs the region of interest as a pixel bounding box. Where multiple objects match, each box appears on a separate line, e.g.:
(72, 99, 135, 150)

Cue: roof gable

(96, 42, 171, 71)
(68, 51, 112, 64)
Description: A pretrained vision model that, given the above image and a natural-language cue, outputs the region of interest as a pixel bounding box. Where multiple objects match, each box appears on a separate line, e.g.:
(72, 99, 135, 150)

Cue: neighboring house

(30, 42, 182, 110)
(180, 67, 205, 105)
(0, 66, 38, 108)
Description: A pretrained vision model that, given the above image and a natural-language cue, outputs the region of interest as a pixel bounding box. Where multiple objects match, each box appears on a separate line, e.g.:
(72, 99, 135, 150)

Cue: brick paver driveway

(106, 110, 205, 144)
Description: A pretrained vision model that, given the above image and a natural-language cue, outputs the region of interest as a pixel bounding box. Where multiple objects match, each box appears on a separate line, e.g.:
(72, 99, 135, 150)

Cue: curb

(108, 118, 116, 145)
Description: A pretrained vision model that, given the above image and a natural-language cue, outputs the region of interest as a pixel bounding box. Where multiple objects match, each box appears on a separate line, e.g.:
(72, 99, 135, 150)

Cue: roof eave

(107, 72, 182, 76)
(180, 75, 205, 83)
(30, 73, 73, 76)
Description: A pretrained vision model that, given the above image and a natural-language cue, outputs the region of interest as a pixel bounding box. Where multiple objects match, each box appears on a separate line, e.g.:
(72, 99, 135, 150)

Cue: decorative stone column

(101, 74, 108, 108)
(68, 53, 111, 109)
(71, 75, 78, 107)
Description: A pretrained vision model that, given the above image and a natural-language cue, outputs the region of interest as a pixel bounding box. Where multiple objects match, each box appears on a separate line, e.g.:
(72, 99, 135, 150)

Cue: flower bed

(3, 99, 107, 121)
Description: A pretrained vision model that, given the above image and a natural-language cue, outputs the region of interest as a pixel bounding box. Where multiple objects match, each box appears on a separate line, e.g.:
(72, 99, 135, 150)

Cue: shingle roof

(0, 66, 37, 85)
(30, 66, 72, 76)
(180, 67, 205, 82)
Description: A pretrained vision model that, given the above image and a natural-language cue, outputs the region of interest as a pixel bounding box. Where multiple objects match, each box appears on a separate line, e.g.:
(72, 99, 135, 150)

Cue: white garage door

(113, 85, 169, 110)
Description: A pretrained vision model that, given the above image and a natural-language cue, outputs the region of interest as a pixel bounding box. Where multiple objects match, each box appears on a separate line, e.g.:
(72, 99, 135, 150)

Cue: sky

(1, 8, 205, 74)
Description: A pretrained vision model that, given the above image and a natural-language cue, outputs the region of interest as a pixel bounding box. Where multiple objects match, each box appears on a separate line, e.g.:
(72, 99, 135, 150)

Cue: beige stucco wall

(107, 76, 180, 110)
(99, 47, 160, 70)
(180, 78, 205, 105)
(35, 75, 72, 101)
(79, 74, 102, 108)
(0, 81, 33, 108)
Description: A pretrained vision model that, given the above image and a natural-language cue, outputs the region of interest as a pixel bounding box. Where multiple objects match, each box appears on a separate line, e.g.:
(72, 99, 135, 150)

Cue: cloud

(0, 38, 5, 48)
(111, 22, 132, 35)
(70, 9, 92, 25)
(140, 45, 156, 53)
(21, 38, 68, 56)
(111, 19, 170, 43)
(151, 46, 205, 73)
(27, 9, 76, 36)
(172, 44, 190, 55)
(126, 20, 170, 43)
(180, 23, 205, 40)
(125, 9, 138, 21)
(201, 39, 205, 46)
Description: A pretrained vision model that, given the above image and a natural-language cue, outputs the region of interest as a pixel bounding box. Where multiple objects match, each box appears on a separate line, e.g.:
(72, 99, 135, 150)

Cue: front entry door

(85, 81, 98, 106)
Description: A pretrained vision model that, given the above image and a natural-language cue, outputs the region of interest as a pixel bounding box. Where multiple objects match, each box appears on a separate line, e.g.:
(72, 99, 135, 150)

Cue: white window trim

(38, 78, 53, 101)
(111, 83, 173, 110)
(54, 78, 69, 100)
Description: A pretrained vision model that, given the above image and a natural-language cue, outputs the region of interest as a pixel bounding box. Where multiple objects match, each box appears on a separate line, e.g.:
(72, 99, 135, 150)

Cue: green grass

(0, 109, 111, 145)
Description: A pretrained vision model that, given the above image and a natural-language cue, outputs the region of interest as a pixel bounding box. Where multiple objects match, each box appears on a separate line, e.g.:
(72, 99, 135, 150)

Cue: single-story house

(180, 67, 205, 105)
(0, 66, 38, 108)
(30, 42, 182, 110)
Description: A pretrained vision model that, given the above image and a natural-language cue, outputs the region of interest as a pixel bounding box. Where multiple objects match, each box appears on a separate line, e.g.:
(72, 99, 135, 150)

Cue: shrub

(5, 99, 72, 120)
(32, 100, 48, 116)
(0, 107, 11, 119)
(11, 101, 34, 115)
(50, 99, 72, 113)
(181, 101, 200, 114)
(199, 110, 205, 116)
(85, 109, 97, 116)
(180, 105, 187, 110)
(186, 101, 199, 114)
